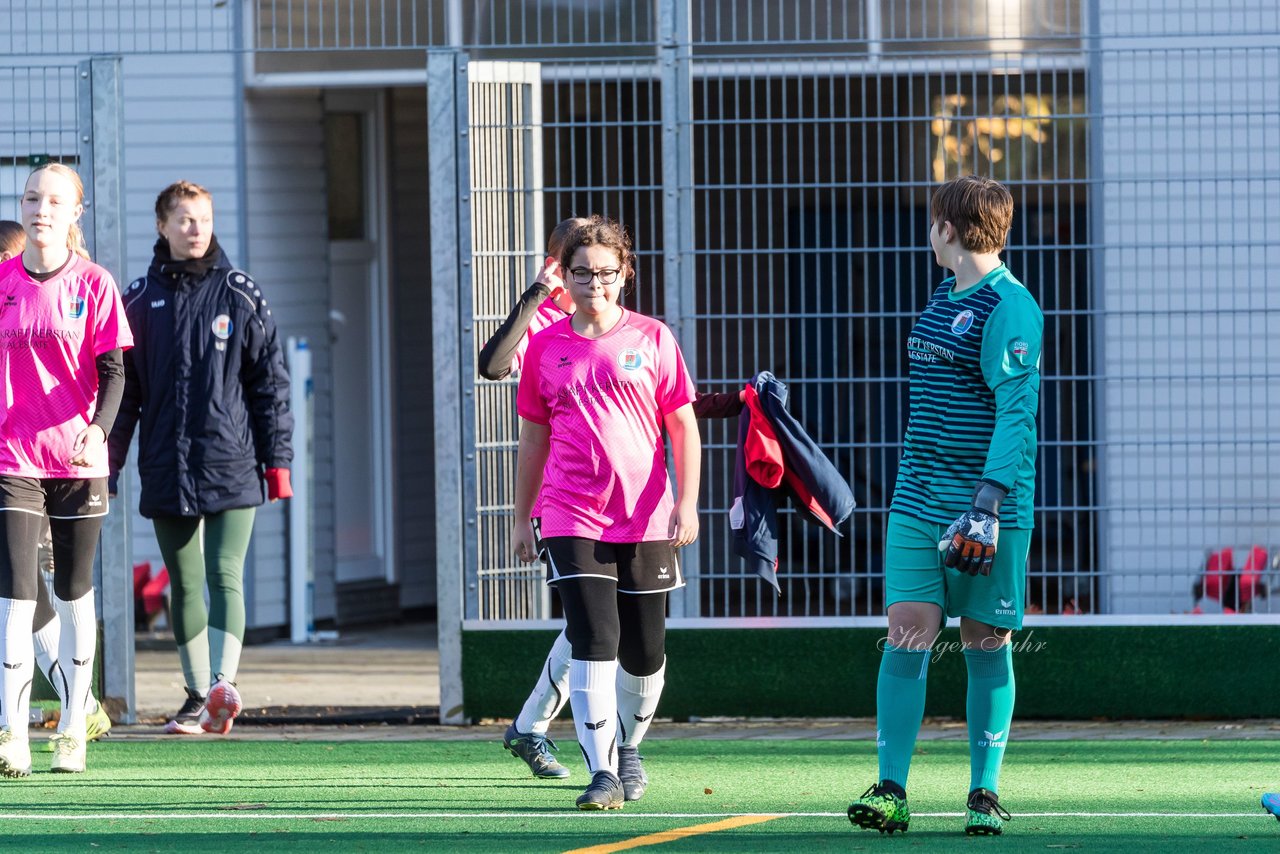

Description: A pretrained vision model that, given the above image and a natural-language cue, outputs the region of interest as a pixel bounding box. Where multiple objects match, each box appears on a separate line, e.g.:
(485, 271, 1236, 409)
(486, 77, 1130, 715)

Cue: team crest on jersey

(618, 348, 643, 371)
(211, 314, 233, 340)
(64, 295, 86, 319)
(950, 309, 975, 335)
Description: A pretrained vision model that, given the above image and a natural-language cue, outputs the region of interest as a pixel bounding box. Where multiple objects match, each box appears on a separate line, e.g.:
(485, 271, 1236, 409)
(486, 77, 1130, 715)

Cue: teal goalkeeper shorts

(884, 511, 1032, 630)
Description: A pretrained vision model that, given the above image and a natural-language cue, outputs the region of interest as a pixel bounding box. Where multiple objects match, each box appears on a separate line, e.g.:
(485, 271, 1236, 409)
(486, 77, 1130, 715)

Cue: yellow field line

(562, 814, 785, 854)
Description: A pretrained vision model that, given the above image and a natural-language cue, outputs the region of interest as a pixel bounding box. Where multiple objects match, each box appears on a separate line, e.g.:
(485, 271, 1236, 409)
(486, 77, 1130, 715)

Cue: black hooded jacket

(108, 237, 293, 518)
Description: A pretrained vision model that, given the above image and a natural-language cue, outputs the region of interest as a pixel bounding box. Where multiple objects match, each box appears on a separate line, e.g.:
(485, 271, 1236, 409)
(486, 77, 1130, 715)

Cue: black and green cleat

(847, 781, 911, 834)
(965, 787, 1012, 835)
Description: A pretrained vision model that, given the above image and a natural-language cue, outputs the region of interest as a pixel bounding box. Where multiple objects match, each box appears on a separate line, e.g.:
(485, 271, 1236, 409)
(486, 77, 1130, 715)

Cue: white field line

(0, 811, 1271, 821)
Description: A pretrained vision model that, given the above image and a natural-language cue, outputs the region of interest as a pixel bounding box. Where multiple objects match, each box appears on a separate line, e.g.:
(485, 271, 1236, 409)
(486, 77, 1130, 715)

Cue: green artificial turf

(0, 738, 1278, 852)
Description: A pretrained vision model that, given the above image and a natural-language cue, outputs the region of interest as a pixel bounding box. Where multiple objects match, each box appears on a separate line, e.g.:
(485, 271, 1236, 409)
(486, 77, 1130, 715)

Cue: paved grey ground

(134, 621, 438, 722)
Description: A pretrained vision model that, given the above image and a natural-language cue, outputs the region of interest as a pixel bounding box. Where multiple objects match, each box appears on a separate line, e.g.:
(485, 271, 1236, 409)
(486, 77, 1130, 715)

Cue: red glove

(265, 468, 293, 501)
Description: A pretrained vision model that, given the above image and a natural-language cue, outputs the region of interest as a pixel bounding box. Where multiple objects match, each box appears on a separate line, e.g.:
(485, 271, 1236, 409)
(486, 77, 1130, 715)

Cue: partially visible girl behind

(0, 166, 133, 777)
(0, 222, 112, 756)
(513, 216, 700, 810)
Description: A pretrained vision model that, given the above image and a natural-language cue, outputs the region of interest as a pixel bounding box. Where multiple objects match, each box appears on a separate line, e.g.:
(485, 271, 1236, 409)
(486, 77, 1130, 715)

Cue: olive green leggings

(153, 507, 256, 690)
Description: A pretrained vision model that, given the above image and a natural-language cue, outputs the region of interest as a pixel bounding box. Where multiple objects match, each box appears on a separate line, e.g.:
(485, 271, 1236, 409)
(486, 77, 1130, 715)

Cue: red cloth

(741, 386, 784, 488)
(265, 467, 293, 500)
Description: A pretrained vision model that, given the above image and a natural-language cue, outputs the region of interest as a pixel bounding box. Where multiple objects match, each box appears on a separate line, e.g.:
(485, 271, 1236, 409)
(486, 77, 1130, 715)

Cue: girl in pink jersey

(0, 222, 112, 755)
(513, 216, 701, 810)
(491, 219, 742, 786)
(0, 165, 133, 778)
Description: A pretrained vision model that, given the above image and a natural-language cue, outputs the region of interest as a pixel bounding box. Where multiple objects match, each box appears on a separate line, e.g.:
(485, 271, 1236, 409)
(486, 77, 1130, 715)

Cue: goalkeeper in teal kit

(848, 175, 1043, 837)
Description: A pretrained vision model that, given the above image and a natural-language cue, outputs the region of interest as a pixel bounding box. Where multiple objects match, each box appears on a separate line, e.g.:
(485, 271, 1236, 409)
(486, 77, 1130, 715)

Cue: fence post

(81, 56, 135, 724)
(659, 0, 700, 618)
(429, 48, 468, 724)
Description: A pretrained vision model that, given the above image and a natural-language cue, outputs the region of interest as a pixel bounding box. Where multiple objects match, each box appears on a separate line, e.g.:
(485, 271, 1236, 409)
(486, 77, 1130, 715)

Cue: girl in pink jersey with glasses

(513, 216, 700, 810)
(0, 165, 133, 777)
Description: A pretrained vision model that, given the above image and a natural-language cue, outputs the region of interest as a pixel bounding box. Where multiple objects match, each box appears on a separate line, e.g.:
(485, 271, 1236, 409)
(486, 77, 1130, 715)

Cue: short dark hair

(929, 175, 1014, 254)
(155, 180, 212, 223)
(0, 220, 24, 257)
(558, 215, 635, 281)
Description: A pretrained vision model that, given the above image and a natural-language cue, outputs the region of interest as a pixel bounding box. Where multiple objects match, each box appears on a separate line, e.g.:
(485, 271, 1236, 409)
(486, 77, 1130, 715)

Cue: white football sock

(32, 613, 64, 704)
(0, 597, 37, 738)
(616, 656, 665, 748)
(569, 659, 618, 775)
(52, 591, 96, 738)
(516, 630, 573, 735)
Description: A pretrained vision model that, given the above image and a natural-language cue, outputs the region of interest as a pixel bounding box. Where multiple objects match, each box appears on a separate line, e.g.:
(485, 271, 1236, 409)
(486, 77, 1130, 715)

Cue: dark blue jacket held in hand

(108, 237, 293, 518)
(731, 371, 856, 592)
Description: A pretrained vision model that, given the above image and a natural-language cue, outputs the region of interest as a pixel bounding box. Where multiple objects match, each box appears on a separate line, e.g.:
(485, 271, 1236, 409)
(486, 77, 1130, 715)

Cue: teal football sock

(876, 643, 931, 789)
(965, 644, 1016, 794)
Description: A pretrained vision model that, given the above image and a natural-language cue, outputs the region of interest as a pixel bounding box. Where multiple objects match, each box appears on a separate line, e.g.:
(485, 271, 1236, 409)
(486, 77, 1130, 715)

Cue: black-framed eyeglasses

(569, 267, 621, 285)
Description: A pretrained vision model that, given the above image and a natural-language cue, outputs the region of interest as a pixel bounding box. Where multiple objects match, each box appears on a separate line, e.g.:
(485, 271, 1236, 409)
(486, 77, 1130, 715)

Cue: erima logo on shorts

(618, 348, 643, 371)
(211, 314, 233, 340)
(951, 310, 975, 335)
(995, 598, 1016, 616)
(88, 494, 102, 508)
(658, 566, 670, 579)
(978, 729, 1007, 748)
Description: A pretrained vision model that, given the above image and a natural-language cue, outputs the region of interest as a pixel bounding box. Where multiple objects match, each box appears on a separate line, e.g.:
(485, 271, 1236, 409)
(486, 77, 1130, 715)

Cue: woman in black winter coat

(108, 181, 293, 736)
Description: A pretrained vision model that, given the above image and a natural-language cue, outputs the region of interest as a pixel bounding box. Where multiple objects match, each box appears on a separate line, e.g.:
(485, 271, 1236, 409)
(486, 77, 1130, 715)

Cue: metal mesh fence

(0, 67, 82, 221)
(457, 2, 1280, 621)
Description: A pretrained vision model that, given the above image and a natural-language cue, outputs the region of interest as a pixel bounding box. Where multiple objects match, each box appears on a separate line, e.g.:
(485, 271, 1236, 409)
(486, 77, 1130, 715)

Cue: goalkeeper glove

(939, 480, 1007, 576)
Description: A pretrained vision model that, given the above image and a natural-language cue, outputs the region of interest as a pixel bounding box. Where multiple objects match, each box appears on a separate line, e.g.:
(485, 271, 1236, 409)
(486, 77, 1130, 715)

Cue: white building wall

(1098, 3, 1280, 612)
(242, 90, 334, 625)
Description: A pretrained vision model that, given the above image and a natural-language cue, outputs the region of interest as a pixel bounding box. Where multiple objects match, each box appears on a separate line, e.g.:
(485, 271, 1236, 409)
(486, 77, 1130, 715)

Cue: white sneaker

(50, 733, 86, 774)
(201, 679, 243, 735)
(0, 727, 33, 778)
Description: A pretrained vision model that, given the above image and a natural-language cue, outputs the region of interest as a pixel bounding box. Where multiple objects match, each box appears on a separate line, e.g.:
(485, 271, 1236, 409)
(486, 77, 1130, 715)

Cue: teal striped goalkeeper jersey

(890, 264, 1044, 529)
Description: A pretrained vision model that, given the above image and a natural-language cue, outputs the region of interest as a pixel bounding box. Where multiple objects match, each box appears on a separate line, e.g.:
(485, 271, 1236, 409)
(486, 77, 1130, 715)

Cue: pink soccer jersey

(0, 254, 134, 478)
(517, 309, 696, 542)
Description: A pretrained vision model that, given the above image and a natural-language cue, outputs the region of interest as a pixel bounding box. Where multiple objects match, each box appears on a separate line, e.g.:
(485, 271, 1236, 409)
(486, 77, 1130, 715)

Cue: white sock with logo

(616, 657, 665, 748)
(516, 630, 573, 735)
(53, 591, 97, 738)
(0, 598, 37, 738)
(569, 659, 618, 775)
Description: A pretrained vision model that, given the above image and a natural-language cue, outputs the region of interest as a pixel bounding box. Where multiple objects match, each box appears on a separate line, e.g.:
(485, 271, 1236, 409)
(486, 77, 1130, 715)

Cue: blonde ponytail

(67, 221, 91, 260)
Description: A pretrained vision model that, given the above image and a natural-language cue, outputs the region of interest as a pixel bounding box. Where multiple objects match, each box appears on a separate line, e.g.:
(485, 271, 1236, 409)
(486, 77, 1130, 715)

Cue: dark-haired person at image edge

(0, 165, 134, 777)
(512, 216, 700, 810)
(0, 222, 113, 757)
(481, 217, 742, 791)
(847, 175, 1043, 837)
(108, 181, 293, 737)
